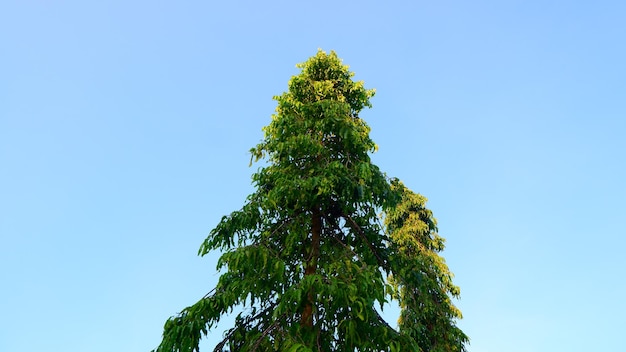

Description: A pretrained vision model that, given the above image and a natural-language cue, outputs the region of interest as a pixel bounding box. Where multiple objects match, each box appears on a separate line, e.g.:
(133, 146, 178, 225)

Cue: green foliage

(385, 181, 468, 351)
(153, 50, 468, 352)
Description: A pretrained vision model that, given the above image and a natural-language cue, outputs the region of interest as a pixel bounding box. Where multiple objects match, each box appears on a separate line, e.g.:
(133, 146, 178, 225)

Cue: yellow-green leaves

(385, 181, 469, 351)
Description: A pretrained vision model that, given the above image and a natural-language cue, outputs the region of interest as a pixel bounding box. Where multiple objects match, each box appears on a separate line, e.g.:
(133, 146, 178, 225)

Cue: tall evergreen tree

(153, 50, 468, 352)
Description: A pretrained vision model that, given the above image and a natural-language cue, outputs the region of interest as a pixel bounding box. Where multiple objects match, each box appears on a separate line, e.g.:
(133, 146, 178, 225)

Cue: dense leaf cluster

(154, 51, 468, 352)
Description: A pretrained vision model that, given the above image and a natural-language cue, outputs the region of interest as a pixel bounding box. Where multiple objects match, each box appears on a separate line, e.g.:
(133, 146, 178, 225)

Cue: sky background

(1, 1, 625, 351)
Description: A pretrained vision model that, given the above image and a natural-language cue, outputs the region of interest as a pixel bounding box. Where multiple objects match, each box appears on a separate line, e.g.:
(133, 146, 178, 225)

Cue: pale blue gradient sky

(1, 1, 625, 351)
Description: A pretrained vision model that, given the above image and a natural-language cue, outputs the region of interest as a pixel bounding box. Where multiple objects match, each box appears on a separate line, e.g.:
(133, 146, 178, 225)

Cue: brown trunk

(301, 207, 321, 328)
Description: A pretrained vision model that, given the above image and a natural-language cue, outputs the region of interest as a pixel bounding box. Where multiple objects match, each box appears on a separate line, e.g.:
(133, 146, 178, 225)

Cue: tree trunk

(301, 207, 321, 328)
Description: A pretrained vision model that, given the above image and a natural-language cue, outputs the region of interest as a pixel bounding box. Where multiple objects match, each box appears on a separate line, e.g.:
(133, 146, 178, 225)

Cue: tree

(153, 50, 468, 352)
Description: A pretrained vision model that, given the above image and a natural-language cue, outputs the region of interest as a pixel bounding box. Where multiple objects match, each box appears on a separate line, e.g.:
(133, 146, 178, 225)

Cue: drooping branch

(342, 213, 387, 270)
(251, 313, 287, 350)
(213, 302, 278, 351)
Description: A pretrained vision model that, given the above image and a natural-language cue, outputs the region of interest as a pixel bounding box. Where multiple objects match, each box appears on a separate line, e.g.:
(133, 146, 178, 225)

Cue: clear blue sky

(1, 1, 625, 351)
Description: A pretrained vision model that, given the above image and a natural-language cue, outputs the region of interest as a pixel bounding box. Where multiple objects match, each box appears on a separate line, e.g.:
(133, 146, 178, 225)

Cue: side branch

(213, 302, 278, 351)
(343, 213, 387, 270)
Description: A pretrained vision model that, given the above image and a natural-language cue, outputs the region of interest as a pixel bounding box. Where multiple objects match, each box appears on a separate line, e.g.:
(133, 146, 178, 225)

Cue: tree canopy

(153, 50, 468, 352)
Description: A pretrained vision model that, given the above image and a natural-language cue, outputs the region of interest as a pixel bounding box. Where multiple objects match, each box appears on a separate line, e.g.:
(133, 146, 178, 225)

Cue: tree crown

(153, 50, 468, 352)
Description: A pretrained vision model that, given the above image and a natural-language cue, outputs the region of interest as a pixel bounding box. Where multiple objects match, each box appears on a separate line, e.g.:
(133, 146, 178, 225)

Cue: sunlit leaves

(385, 181, 469, 351)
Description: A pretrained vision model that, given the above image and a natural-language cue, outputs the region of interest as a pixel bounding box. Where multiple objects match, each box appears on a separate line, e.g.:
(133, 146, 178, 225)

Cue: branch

(251, 313, 286, 350)
(342, 213, 387, 270)
(324, 217, 368, 271)
(213, 302, 277, 351)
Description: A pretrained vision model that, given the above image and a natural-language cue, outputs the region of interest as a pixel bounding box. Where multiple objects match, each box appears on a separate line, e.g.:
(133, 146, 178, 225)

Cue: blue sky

(1, 1, 625, 351)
